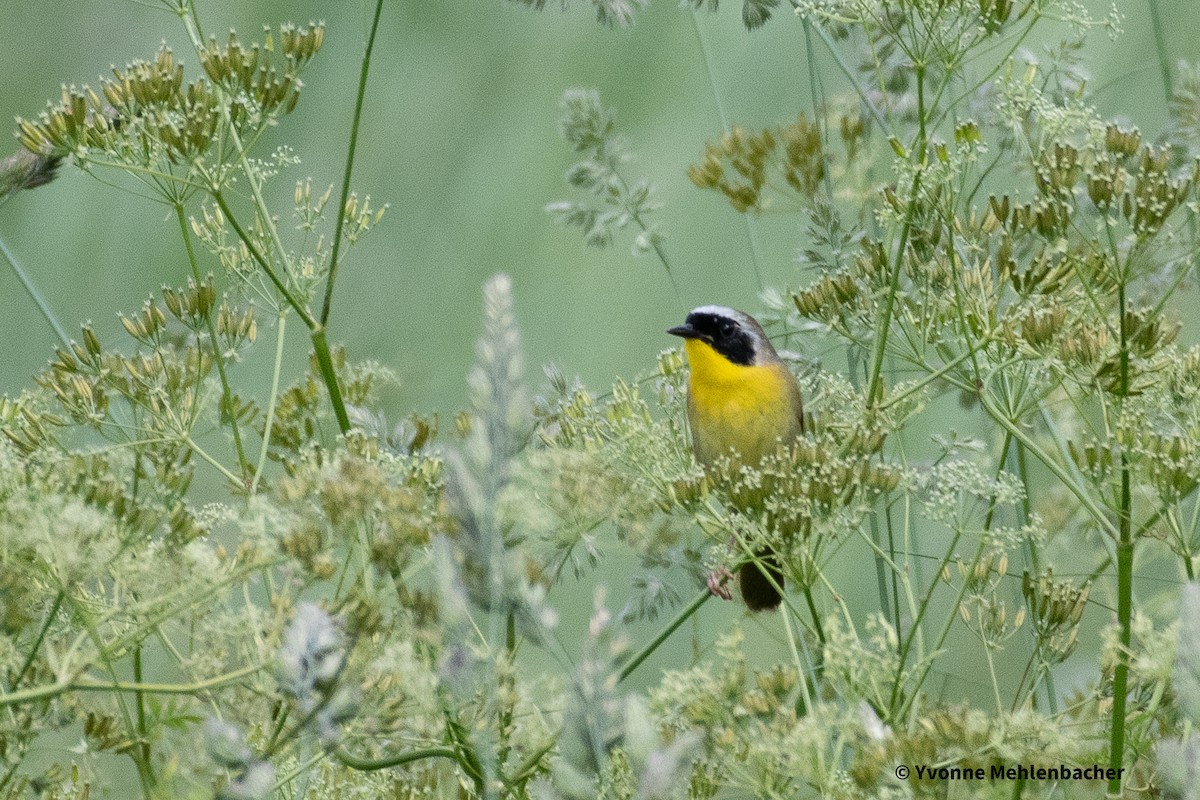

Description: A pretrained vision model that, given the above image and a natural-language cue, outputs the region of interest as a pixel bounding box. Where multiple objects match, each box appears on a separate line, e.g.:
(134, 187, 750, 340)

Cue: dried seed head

(1016, 303, 1067, 348)
(1021, 568, 1090, 663)
(1035, 143, 1081, 196)
(81, 326, 102, 358)
(656, 347, 685, 377)
(688, 113, 825, 213)
(1060, 323, 1109, 367)
(279, 21, 326, 66)
(1104, 124, 1141, 158)
(793, 272, 860, 321)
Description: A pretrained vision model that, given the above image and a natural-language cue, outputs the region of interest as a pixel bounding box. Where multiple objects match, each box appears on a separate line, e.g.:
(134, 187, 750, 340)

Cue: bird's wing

(788, 372, 806, 436)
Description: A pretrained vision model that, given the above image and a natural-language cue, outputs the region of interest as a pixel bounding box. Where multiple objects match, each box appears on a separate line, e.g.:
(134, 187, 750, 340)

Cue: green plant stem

(174, 203, 251, 482)
(979, 394, 1118, 540)
(209, 191, 352, 434)
(1011, 648, 1037, 711)
(1, 233, 70, 348)
(801, 585, 827, 649)
(251, 310, 287, 493)
(612, 171, 681, 300)
(441, 707, 486, 791)
(690, 9, 764, 292)
(173, 1, 204, 41)
(852, 520, 922, 632)
(9, 590, 64, 691)
(889, 431, 1012, 718)
(865, 166, 924, 406)
(803, 16, 893, 138)
(926, 12, 1040, 138)
(1187, 493, 1200, 571)
(183, 434, 243, 485)
(32, 561, 278, 709)
(273, 750, 328, 792)
(133, 647, 152, 777)
(337, 745, 461, 771)
(641, 219, 682, 302)
(222, 132, 300, 291)
(1108, 473, 1134, 794)
(264, 705, 291, 755)
(1013, 441, 1039, 572)
(209, 191, 312, 326)
(320, 0, 385, 327)
(504, 738, 557, 784)
(1147, 0, 1174, 104)
(1012, 437, 1059, 713)
(981, 636, 1003, 714)
(1108, 277, 1134, 795)
(99, 557, 285, 657)
(899, 539, 991, 721)
(73, 664, 265, 695)
(0, 678, 74, 708)
(781, 609, 815, 712)
(266, 703, 332, 759)
(801, 19, 836, 209)
(914, 63, 928, 162)
(0, 762, 17, 793)
(66, 593, 154, 797)
(311, 326, 352, 433)
(497, 608, 518, 771)
(884, 498, 902, 633)
(877, 339, 990, 409)
(3, 663, 267, 717)
(867, 510, 895, 633)
(618, 589, 710, 684)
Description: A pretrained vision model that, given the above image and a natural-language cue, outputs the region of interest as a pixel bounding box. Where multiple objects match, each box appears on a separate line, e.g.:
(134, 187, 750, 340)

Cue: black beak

(667, 323, 705, 341)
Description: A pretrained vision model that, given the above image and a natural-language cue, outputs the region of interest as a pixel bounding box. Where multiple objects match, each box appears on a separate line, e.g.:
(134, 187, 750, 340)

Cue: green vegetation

(3, 0, 1200, 798)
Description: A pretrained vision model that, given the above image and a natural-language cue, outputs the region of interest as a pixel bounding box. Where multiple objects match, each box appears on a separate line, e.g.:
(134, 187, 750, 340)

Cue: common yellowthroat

(668, 306, 804, 611)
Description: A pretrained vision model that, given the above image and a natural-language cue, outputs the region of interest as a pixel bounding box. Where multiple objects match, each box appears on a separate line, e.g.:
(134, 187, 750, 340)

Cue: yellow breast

(682, 338, 803, 468)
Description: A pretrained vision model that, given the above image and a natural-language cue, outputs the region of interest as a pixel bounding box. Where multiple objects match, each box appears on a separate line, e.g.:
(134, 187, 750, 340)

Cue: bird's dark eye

(719, 321, 736, 338)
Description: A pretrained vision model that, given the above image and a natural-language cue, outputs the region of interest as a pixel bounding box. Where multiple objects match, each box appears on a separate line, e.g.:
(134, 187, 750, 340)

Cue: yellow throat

(683, 338, 802, 468)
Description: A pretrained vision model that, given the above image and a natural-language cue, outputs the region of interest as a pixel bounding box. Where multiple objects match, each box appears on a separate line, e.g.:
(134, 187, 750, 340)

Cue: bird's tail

(739, 549, 784, 611)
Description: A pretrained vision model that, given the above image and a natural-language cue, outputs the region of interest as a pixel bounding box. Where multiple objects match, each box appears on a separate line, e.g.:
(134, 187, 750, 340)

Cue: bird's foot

(707, 567, 734, 601)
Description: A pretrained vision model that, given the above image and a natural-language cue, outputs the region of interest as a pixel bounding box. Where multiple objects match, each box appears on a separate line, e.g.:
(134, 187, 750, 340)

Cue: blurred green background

(2, 0, 1197, 698)
(7, 0, 1195, 408)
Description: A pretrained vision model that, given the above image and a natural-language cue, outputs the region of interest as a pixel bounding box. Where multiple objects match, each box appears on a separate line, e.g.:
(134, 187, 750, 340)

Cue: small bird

(668, 305, 805, 611)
